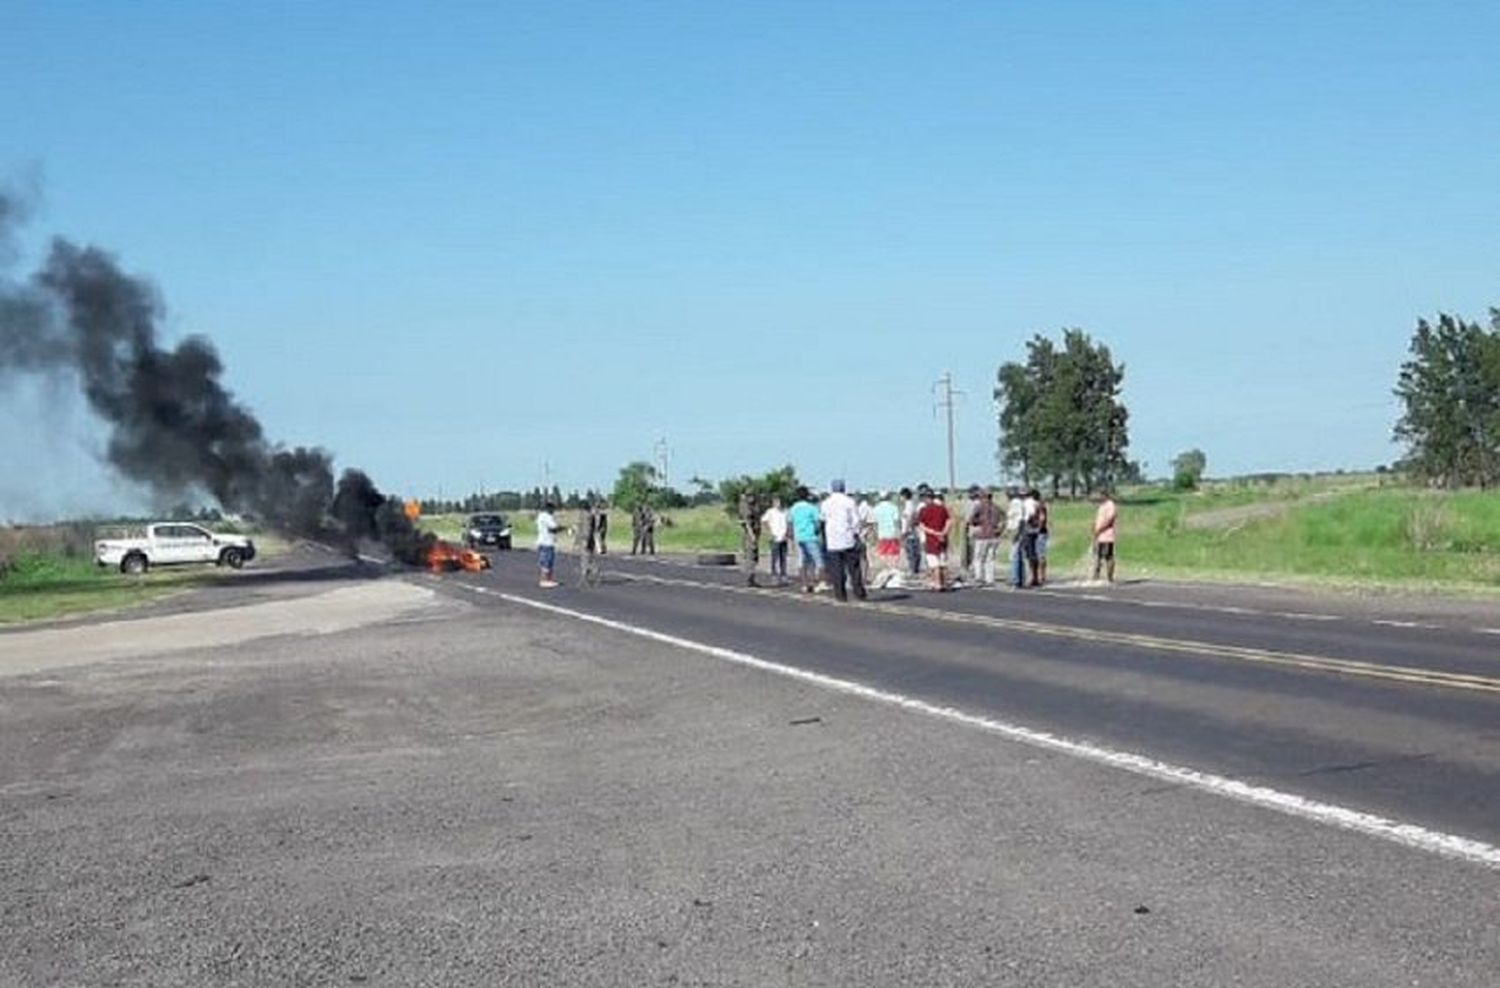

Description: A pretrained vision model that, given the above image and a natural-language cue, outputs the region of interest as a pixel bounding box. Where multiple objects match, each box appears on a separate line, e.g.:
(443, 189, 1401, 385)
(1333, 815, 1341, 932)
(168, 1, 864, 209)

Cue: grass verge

(0, 533, 290, 626)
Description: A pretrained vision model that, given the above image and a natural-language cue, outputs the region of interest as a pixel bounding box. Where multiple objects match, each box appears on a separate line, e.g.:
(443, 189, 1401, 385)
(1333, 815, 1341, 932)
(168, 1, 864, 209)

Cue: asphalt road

(2, 548, 1498, 986)
(488, 550, 1500, 845)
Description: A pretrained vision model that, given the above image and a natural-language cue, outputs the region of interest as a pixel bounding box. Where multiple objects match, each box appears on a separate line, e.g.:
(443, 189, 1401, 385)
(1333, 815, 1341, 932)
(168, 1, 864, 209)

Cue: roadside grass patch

(0, 531, 290, 625)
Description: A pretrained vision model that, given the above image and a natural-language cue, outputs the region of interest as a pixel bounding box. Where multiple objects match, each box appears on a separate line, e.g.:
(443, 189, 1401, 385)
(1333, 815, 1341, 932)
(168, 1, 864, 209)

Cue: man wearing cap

(820, 479, 867, 602)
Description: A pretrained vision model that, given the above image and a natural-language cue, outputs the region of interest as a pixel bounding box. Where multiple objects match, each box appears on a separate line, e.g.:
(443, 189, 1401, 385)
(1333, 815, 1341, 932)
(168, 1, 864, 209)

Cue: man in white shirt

(761, 496, 790, 585)
(535, 502, 563, 588)
(819, 479, 867, 603)
(1004, 487, 1031, 589)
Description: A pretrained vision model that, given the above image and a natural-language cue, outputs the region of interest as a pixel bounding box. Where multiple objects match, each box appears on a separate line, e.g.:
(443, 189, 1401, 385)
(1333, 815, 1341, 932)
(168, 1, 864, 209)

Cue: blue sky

(3, 1, 1497, 516)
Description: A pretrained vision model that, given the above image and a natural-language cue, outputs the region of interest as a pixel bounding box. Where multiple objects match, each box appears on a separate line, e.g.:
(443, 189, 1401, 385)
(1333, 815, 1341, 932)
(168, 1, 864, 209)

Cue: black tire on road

(221, 547, 246, 569)
(121, 553, 148, 576)
(696, 552, 737, 567)
(500, 538, 512, 551)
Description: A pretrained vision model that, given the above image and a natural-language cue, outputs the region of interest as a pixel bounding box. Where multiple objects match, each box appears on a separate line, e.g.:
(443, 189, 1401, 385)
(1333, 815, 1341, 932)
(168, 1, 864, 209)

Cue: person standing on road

(641, 503, 657, 555)
(820, 479, 867, 602)
(594, 500, 609, 555)
(1093, 490, 1118, 583)
(871, 490, 903, 588)
(959, 484, 980, 577)
(535, 501, 563, 588)
(1004, 487, 1027, 588)
(969, 488, 1002, 586)
(762, 495, 790, 585)
(900, 486, 922, 576)
(630, 503, 645, 555)
(1030, 488, 1050, 587)
(1020, 486, 1041, 588)
(916, 488, 952, 591)
(856, 495, 876, 575)
(739, 490, 762, 588)
(788, 486, 823, 593)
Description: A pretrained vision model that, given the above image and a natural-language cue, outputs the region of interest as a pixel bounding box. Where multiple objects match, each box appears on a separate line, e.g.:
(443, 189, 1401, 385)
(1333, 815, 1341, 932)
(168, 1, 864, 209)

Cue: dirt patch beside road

(0, 579, 441, 677)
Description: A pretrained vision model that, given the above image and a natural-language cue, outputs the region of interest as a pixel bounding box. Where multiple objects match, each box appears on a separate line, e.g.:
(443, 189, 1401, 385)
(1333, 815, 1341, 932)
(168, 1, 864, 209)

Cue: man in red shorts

(916, 488, 953, 591)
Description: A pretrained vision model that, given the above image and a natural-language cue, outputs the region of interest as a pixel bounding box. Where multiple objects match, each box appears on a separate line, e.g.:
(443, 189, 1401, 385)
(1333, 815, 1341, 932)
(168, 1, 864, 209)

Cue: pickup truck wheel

(220, 547, 246, 569)
(121, 553, 148, 576)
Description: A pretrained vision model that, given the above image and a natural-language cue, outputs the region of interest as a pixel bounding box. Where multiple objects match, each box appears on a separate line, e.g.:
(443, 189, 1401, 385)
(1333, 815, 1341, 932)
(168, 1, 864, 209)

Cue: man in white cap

(819, 479, 867, 602)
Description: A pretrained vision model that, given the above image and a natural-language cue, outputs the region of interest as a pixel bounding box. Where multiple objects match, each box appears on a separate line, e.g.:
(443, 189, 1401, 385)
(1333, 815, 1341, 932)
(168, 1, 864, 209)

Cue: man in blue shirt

(787, 486, 823, 594)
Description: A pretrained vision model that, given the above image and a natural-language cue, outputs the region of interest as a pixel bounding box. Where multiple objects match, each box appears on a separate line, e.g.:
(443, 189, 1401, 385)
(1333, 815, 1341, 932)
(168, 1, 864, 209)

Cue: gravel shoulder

(2, 581, 1497, 986)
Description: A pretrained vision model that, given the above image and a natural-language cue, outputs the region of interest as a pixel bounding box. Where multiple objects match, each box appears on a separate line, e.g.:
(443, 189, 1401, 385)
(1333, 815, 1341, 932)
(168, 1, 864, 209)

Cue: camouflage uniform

(739, 491, 761, 586)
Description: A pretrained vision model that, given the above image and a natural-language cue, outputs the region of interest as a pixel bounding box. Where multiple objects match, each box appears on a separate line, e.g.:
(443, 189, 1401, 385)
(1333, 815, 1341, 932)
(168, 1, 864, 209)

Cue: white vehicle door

(180, 525, 218, 563)
(151, 526, 190, 564)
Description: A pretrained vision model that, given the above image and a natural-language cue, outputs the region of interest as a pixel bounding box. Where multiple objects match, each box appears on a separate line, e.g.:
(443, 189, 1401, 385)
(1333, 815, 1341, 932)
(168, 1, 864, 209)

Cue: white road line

(462, 583, 1500, 871)
(1373, 620, 1439, 630)
(1478, 628, 1500, 637)
(1273, 612, 1343, 622)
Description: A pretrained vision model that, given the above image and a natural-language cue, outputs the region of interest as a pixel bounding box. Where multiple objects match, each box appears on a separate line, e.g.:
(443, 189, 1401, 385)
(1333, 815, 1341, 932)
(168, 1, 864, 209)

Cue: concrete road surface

(2, 550, 1498, 986)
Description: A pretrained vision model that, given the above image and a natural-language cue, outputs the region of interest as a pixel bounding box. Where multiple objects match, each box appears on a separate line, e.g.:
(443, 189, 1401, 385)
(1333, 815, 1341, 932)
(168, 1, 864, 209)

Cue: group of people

(533, 485, 1119, 592)
(741, 483, 1119, 598)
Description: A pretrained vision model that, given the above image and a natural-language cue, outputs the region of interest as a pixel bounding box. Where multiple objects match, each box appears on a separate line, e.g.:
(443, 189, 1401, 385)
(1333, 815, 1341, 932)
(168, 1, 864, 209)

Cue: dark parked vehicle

(464, 513, 512, 551)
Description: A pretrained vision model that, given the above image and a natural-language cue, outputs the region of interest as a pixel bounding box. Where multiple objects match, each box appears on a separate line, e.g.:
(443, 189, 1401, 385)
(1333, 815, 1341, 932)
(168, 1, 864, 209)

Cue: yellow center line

(615, 572, 1500, 696)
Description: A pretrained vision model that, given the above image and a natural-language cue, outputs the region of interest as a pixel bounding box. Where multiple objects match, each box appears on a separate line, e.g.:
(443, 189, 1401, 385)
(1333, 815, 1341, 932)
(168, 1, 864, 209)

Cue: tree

(1394, 310, 1500, 488)
(1172, 449, 1207, 491)
(718, 465, 801, 516)
(686, 475, 720, 507)
(995, 329, 1131, 496)
(611, 461, 659, 508)
(609, 461, 688, 509)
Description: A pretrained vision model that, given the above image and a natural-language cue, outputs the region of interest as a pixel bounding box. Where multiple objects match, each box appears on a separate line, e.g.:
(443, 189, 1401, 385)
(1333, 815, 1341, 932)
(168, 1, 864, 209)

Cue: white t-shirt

(820, 492, 861, 551)
(1005, 497, 1025, 538)
(761, 506, 789, 541)
(535, 511, 558, 548)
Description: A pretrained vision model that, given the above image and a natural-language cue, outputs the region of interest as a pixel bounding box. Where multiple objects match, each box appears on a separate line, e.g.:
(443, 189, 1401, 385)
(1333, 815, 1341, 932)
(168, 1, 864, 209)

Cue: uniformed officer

(739, 490, 761, 587)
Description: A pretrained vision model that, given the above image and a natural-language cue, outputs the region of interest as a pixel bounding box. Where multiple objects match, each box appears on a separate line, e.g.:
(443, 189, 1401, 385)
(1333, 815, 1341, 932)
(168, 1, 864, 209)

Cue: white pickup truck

(95, 523, 257, 575)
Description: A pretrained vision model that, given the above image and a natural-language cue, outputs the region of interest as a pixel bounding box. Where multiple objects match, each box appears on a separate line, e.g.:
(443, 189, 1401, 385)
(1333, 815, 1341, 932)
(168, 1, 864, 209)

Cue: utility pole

(932, 372, 964, 494)
(653, 437, 670, 489)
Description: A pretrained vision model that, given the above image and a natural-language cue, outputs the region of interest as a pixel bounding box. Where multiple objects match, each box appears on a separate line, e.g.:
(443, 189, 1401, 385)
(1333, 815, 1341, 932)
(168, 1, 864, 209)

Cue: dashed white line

(1373, 620, 1440, 630)
(463, 582, 1500, 871)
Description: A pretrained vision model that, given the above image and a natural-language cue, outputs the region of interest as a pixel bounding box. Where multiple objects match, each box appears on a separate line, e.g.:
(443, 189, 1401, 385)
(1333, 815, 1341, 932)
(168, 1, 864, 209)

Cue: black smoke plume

(0, 189, 431, 562)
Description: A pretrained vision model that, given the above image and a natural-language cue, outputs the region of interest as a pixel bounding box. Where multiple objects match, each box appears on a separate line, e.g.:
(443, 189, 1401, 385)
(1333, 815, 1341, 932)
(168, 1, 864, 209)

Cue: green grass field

(424, 477, 1500, 593)
(0, 533, 290, 626)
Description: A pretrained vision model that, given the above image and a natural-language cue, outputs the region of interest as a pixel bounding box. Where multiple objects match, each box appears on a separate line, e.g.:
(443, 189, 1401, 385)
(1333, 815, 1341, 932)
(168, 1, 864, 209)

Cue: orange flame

(426, 540, 491, 574)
